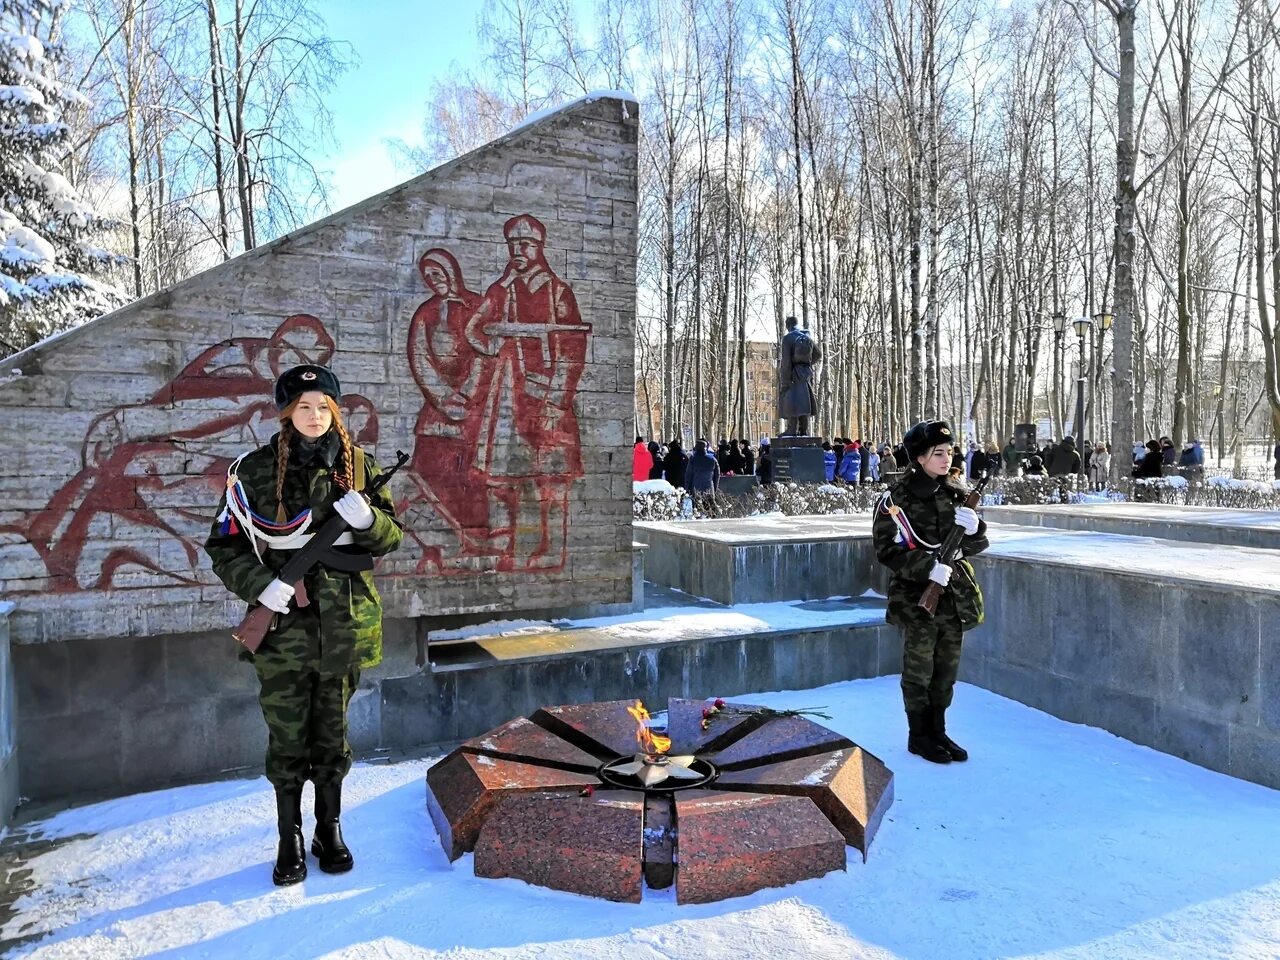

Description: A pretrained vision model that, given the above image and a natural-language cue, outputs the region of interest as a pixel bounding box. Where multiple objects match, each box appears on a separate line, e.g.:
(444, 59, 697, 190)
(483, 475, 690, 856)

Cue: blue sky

(311, 0, 488, 211)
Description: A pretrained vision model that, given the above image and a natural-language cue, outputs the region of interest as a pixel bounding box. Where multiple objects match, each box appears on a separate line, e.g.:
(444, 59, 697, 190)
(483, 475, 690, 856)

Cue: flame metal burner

(597, 752, 718, 791)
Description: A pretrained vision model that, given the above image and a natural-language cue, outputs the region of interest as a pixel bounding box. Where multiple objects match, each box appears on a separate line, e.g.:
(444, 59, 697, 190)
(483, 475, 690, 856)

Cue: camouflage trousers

(254, 653, 360, 790)
(899, 615, 965, 713)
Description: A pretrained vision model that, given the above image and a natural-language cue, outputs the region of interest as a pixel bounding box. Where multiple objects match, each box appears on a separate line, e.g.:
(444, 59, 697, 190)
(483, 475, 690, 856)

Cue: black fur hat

(903, 420, 954, 460)
(274, 364, 341, 411)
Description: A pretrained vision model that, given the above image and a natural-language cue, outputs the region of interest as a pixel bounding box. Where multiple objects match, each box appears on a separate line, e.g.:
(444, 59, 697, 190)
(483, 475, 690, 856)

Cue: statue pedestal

(770, 436, 827, 484)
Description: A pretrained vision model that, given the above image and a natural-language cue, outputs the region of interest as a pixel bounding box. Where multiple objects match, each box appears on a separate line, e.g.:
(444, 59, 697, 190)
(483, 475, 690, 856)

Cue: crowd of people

(632, 434, 896, 493)
(632, 431, 1247, 494)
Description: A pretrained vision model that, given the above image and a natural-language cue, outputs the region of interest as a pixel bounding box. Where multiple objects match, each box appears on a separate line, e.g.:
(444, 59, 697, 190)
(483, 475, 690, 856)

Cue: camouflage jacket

(205, 432, 404, 671)
(872, 465, 989, 631)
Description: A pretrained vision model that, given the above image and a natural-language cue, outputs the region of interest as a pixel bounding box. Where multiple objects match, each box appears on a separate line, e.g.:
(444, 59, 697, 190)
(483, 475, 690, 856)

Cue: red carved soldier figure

(465, 214, 591, 571)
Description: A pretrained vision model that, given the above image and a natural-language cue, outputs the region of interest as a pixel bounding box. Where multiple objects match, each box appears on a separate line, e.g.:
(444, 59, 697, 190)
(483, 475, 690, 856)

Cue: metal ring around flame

(597, 753, 718, 792)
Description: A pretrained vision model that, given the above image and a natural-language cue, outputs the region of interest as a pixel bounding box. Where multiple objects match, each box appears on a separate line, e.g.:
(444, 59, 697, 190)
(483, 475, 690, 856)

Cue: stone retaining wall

(964, 552, 1280, 789)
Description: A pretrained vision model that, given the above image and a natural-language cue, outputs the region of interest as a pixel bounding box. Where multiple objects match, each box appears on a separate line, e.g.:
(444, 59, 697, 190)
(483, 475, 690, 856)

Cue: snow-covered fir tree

(0, 0, 122, 355)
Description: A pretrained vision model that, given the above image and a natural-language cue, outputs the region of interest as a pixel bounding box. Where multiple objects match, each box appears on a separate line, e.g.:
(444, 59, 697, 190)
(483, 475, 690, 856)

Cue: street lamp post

(1093, 310, 1113, 447)
(1072, 316, 1095, 477)
(1052, 312, 1067, 439)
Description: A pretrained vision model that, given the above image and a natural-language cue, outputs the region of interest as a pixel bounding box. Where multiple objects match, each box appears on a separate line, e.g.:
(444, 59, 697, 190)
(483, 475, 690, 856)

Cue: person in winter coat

(822, 442, 837, 481)
(838, 442, 862, 483)
(1160, 437, 1177, 466)
(1133, 440, 1163, 478)
(1024, 455, 1047, 477)
(1274, 440, 1280, 480)
(1048, 436, 1081, 476)
(1089, 442, 1111, 490)
(724, 440, 745, 475)
(739, 439, 756, 476)
(716, 440, 731, 474)
(646, 441, 663, 480)
(872, 419, 989, 765)
(983, 442, 1003, 478)
(1040, 439, 1056, 467)
(632, 436, 652, 482)
(663, 440, 688, 489)
(866, 445, 882, 482)
(950, 445, 965, 473)
(205, 364, 403, 886)
(1002, 439, 1020, 475)
(686, 439, 721, 493)
(758, 442, 773, 485)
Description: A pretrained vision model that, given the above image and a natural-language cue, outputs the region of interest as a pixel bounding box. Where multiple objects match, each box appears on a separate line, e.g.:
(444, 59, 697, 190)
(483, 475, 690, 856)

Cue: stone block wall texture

(0, 95, 639, 646)
(963, 554, 1280, 790)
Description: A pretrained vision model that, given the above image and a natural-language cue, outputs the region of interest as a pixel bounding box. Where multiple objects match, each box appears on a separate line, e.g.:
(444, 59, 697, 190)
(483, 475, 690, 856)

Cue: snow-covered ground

(4, 677, 1280, 960)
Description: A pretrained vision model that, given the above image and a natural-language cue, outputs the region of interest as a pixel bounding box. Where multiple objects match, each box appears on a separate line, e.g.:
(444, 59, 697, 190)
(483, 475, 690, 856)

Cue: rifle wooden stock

(232, 578, 309, 653)
(916, 473, 989, 617)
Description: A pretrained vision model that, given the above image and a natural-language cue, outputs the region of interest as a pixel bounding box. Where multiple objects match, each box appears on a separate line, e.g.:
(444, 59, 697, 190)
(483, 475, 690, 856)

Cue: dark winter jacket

(740, 446, 756, 475)
(724, 446, 745, 475)
(663, 444, 688, 488)
(647, 442, 663, 480)
(758, 449, 773, 485)
(204, 430, 404, 672)
(872, 465, 989, 632)
(837, 448, 861, 483)
(1048, 439, 1081, 476)
(1133, 450, 1163, 478)
(1002, 443, 1019, 473)
(686, 449, 720, 493)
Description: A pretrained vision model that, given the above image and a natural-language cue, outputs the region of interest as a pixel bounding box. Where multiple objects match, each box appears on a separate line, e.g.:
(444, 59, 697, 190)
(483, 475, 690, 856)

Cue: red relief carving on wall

(4, 214, 595, 597)
(2, 314, 378, 594)
(400, 214, 592, 575)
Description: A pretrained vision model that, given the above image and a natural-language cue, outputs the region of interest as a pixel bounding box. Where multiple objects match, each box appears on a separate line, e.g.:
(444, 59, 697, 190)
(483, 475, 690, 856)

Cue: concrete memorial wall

(0, 95, 639, 805)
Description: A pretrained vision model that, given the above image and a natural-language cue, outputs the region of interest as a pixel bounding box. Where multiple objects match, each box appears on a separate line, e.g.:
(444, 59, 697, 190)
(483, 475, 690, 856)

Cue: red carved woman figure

(404, 248, 494, 570)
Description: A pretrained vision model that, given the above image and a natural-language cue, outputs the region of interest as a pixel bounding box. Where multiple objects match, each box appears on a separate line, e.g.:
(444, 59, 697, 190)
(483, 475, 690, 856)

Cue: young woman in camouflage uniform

(205, 364, 403, 885)
(872, 420, 988, 764)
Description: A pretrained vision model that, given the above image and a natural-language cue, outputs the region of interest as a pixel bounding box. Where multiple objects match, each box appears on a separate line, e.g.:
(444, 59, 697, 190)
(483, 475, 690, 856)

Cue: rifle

(232, 450, 411, 652)
(917, 472, 990, 617)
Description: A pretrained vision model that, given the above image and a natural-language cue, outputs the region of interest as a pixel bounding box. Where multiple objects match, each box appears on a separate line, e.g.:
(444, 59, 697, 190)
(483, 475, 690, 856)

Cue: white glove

(334, 489, 375, 530)
(928, 562, 953, 586)
(257, 578, 294, 615)
(955, 506, 980, 536)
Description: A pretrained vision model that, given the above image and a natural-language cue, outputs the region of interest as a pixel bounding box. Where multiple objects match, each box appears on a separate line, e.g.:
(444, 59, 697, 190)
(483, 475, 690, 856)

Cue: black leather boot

(930, 705, 969, 762)
(272, 786, 307, 886)
(311, 781, 354, 874)
(907, 710, 952, 764)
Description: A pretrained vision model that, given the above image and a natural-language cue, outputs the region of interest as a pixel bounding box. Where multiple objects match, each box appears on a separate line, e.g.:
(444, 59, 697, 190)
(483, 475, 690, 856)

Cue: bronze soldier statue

(777, 315, 822, 437)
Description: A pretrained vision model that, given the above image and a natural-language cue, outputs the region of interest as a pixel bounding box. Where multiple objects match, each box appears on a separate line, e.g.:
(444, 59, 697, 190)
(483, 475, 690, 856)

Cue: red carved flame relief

(2, 314, 377, 593)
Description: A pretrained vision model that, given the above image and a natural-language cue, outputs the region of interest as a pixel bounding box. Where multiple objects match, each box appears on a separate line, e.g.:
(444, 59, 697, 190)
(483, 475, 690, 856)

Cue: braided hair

(274, 396, 356, 522)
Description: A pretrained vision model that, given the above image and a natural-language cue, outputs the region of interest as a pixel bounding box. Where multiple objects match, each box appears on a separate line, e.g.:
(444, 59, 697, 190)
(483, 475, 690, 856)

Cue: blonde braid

(327, 396, 356, 492)
(275, 414, 294, 524)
